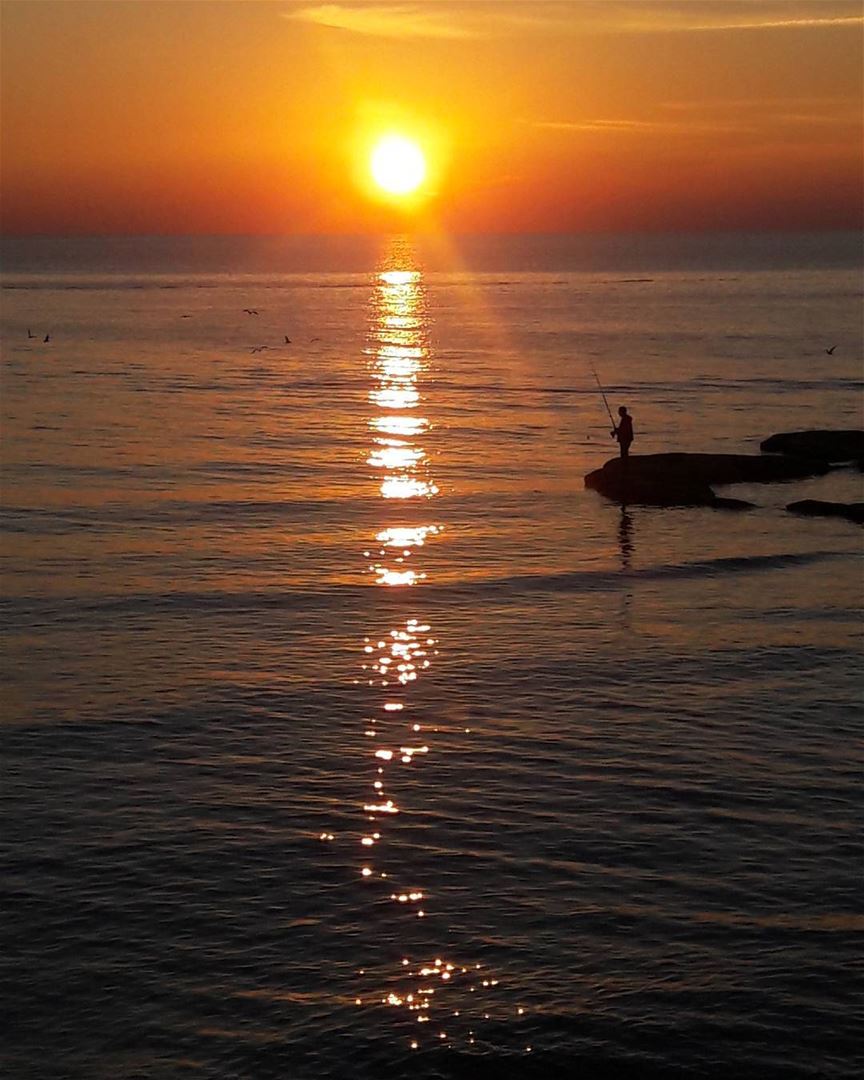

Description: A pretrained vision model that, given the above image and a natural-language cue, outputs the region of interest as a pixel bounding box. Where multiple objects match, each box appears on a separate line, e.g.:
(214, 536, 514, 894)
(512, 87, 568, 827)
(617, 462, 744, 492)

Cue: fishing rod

(590, 364, 616, 431)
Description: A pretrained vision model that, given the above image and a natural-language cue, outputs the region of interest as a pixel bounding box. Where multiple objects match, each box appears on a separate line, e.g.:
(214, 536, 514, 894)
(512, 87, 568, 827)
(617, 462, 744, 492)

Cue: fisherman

(612, 406, 633, 458)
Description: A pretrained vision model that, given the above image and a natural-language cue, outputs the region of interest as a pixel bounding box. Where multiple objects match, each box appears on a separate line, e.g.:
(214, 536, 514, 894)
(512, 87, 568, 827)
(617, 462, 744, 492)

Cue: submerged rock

(786, 500, 864, 524)
(761, 429, 864, 463)
(584, 453, 828, 509)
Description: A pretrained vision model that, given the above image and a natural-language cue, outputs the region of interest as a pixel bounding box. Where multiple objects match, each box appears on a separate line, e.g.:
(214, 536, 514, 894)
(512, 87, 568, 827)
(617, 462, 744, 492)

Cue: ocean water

(1, 233, 862, 1080)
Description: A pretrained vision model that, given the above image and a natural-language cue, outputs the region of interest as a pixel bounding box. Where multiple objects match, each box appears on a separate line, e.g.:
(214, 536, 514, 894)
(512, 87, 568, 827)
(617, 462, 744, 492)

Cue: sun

(370, 135, 427, 196)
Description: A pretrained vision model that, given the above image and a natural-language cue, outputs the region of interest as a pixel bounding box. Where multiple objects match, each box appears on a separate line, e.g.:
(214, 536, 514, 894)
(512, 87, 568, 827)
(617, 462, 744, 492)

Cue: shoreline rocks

(761, 430, 864, 463)
(786, 500, 864, 524)
(584, 453, 829, 509)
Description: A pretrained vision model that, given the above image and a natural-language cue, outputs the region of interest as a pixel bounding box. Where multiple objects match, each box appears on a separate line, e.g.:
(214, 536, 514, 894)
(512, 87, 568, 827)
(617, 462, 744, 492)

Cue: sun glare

(370, 136, 427, 196)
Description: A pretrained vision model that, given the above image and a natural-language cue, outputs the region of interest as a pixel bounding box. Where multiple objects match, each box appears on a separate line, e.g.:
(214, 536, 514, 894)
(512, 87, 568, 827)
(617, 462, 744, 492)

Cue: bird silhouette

(43, 333, 50, 343)
(27, 328, 35, 339)
(243, 308, 259, 315)
(250, 346, 270, 353)
(284, 336, 291, 344)
(825, 345, 837, 355)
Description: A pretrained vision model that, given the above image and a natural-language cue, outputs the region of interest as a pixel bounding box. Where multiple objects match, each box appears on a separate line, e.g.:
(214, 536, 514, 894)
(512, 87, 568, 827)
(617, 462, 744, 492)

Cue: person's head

(618, 406, 628, 417)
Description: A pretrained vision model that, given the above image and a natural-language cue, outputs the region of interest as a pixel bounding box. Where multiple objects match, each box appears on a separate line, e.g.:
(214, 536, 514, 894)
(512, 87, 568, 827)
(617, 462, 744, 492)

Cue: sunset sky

(1, 0, 861, 235)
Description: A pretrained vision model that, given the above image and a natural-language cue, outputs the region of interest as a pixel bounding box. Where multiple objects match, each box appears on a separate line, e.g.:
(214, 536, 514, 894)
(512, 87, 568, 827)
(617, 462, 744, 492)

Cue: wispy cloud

(283, 3, 476, 39)
(657, 97, 863, 132)
(530, 117, 754, 136)
(529, 95, 862, 141)
(661, 96, 857, 112)
(665, 14, 863, 33)
(282, 2, 586, 40)
(564, 2, 864, 36)
(282, 1, 864, 40)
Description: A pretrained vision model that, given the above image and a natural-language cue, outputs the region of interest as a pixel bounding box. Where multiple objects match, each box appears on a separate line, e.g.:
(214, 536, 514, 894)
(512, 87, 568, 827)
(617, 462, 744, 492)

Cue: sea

(1, 232, 862, 1080)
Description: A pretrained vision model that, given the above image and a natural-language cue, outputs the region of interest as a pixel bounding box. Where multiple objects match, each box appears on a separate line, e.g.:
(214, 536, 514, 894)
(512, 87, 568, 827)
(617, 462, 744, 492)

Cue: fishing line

(589, 363, 616, 429)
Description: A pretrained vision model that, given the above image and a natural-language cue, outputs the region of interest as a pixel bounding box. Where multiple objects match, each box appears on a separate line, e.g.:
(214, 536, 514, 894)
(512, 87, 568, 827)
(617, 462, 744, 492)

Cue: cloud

(570, 2, 864, 35)
(661, 96, 857, 112)
(657, 97, 864, 135)
(529, 117, 754, 137)
(283, 3, 476, 39)
(529, 96, 862, 140)
(281, 2, 592, 40)
(282, 1, 864, 40)
(667, 14, 863, 33)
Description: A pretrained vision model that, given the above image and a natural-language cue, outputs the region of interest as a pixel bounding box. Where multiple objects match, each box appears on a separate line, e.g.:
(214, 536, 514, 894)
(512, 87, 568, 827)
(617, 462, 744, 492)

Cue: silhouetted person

(612, 406, 633, 458)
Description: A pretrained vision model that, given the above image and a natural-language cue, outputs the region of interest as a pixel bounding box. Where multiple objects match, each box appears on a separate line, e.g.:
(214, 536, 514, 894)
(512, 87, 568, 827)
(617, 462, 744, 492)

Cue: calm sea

(1, 233, 862, 1080)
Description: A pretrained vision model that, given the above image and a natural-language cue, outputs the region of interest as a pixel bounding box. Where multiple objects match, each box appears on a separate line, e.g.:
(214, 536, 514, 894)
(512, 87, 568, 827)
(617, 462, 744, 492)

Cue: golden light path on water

(340, 240, 525, 1056)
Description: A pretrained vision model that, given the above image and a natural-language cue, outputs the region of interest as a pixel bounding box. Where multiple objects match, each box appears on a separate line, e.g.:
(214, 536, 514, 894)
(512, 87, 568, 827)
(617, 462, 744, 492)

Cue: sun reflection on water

(371, 385, 421, 411)
(343, 239, 518, 1057)
(380, 476, 439, 500)
(379, 269, 419, 286)
(373, 415, 428, 437)
(367, 444, 426, 471)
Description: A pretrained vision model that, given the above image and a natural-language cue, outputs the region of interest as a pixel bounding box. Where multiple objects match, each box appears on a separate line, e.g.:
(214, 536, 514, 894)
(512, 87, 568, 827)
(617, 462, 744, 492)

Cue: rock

(585, 453, 829, 509)
(786, 500, 864, 524)
(761, 430, 864, 463)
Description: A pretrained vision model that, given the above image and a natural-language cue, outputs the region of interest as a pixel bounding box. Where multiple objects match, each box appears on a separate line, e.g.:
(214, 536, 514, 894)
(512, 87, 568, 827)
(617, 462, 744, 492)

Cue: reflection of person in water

(616, 505, 634, 630)
(618, 506, 633, 571)
(612, 406, 633, 458)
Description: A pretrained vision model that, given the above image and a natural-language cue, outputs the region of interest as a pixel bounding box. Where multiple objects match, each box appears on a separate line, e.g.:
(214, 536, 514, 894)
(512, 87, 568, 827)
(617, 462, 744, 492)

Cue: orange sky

(1, 0, 861, 234)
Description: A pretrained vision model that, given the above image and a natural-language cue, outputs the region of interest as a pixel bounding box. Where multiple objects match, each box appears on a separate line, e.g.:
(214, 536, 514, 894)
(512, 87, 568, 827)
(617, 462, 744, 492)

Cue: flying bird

(825, 345, 837, 355)
(27, 328, 35, 339)
(284, 336, 291, 344)
(243, 308, 259, 315)
(43, 334, 50, 343)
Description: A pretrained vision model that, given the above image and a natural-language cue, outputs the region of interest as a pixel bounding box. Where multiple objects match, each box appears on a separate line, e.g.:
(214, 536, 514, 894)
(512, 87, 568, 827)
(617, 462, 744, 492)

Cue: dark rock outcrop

(786, 500, 864, 524)
(585, 453, 829, 509)
(761, 430, 864, 463)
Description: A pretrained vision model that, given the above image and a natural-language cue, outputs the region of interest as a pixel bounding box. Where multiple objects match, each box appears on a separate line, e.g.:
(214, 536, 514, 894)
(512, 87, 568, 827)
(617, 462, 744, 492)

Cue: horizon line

(2, 226, 863, 241)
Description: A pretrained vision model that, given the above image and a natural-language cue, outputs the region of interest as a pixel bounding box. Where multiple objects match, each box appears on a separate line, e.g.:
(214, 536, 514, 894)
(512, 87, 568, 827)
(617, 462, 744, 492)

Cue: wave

(1, 277, 369, 293)
(453, 550, 852, 592)
(1, 551, 851, 625)
(0, 495, 380, 532)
